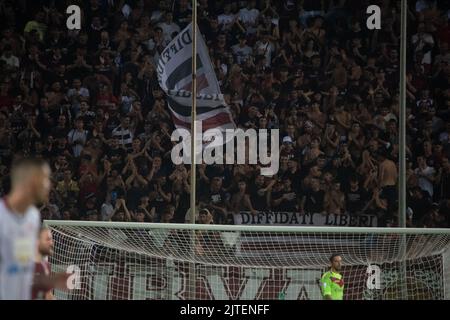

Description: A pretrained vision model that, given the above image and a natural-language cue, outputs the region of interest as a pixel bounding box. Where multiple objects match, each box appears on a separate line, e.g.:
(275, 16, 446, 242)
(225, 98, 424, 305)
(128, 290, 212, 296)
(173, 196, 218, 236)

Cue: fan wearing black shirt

(50, 114, 70, 140)
(104, 104, 122, 137)
(283, 159, 302, 191)
(250, 175, 273, 211)
(173, 0, 192, 29)
(105, 137, 126, 169)
(300, 178, 325, 214)
(148, 176, 172, 221)
(345, 175, 369, 215)
(409, 187, 432, 227)
(53, 136, 72, 158)
(270, 178, 298, 212)
(199, 176, 230, 224)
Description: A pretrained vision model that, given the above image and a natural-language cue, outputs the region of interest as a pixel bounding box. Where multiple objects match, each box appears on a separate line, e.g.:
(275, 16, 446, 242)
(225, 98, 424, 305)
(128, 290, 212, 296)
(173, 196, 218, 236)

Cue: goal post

(43, 220, 450, 300)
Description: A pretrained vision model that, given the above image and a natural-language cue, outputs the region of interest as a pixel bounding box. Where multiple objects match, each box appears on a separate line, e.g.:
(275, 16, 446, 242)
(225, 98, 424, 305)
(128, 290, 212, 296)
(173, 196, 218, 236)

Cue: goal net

(43, 220, 450, 300)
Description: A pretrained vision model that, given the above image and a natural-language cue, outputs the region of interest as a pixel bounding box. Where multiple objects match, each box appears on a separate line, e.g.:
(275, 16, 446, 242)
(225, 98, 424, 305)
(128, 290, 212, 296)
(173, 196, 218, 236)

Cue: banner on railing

(233, 212, 378, 227)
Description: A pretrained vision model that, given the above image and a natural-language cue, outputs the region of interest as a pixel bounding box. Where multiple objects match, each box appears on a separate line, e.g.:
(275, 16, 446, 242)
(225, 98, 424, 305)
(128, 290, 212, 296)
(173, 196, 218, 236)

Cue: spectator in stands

(0, 0, 448, 228)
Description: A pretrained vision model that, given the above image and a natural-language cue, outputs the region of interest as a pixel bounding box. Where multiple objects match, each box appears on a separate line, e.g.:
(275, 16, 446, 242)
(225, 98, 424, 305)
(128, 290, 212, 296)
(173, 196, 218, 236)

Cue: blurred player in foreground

(0, 158, 68, 300)
(320, 254, 345, 300)
(32, 227, 55, 300)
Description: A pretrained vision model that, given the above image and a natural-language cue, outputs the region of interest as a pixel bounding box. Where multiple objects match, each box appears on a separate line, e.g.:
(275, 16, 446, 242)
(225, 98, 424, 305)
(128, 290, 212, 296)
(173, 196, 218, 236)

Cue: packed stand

(0, 0, 449, 227)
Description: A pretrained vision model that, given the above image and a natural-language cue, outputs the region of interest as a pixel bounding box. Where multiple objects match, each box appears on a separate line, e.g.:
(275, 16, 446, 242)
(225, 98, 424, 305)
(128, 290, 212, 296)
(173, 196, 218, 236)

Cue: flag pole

(399, 0, 408, 300)
(398, 0, 407, 229)
(190, 0, 197, 224)
(188, 0, 198, 301)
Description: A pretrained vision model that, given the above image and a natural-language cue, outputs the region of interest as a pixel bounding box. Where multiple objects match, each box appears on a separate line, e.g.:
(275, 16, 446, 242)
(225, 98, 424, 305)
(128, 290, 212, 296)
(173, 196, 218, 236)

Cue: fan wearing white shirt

(218, 4, 236, 30)
(415, 155, 436, 198)
(158, 11, 181, 45)
(439, 123, 450, 145)
(67, 117, 89, 158)
(67, 78, 90, 115)
(238, 0, 260, 27)
(254, 32, 275, 67)
(232, 34, 253, 65)
(411, 22, 435, 65)
(0, 45, 19, 72)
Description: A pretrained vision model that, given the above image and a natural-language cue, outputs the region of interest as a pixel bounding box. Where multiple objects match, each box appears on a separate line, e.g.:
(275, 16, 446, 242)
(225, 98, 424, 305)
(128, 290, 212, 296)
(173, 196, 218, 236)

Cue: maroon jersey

(32, 260, 51, 300)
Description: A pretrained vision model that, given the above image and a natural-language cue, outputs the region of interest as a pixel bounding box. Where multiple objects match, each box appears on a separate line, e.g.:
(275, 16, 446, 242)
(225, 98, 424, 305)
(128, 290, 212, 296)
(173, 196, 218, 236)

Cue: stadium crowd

(0, 0, 449, 228)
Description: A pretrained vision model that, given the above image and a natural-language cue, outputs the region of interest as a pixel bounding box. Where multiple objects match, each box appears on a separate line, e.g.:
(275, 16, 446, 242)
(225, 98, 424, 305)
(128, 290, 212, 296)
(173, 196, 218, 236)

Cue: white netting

(44, 221, 450, 300)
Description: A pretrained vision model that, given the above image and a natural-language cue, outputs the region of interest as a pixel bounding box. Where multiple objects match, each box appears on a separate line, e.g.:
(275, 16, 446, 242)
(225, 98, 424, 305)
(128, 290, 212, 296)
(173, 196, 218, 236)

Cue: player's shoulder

(0, 198, 9, 219)
(28, 205, 40, 217)
(321, 270, 332, 279)
(27, 205, 41, 225)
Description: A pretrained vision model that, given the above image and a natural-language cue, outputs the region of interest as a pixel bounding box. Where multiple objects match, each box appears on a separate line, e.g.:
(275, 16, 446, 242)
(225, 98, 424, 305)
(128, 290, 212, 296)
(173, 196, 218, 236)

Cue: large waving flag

(156, 23, 235, 133)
